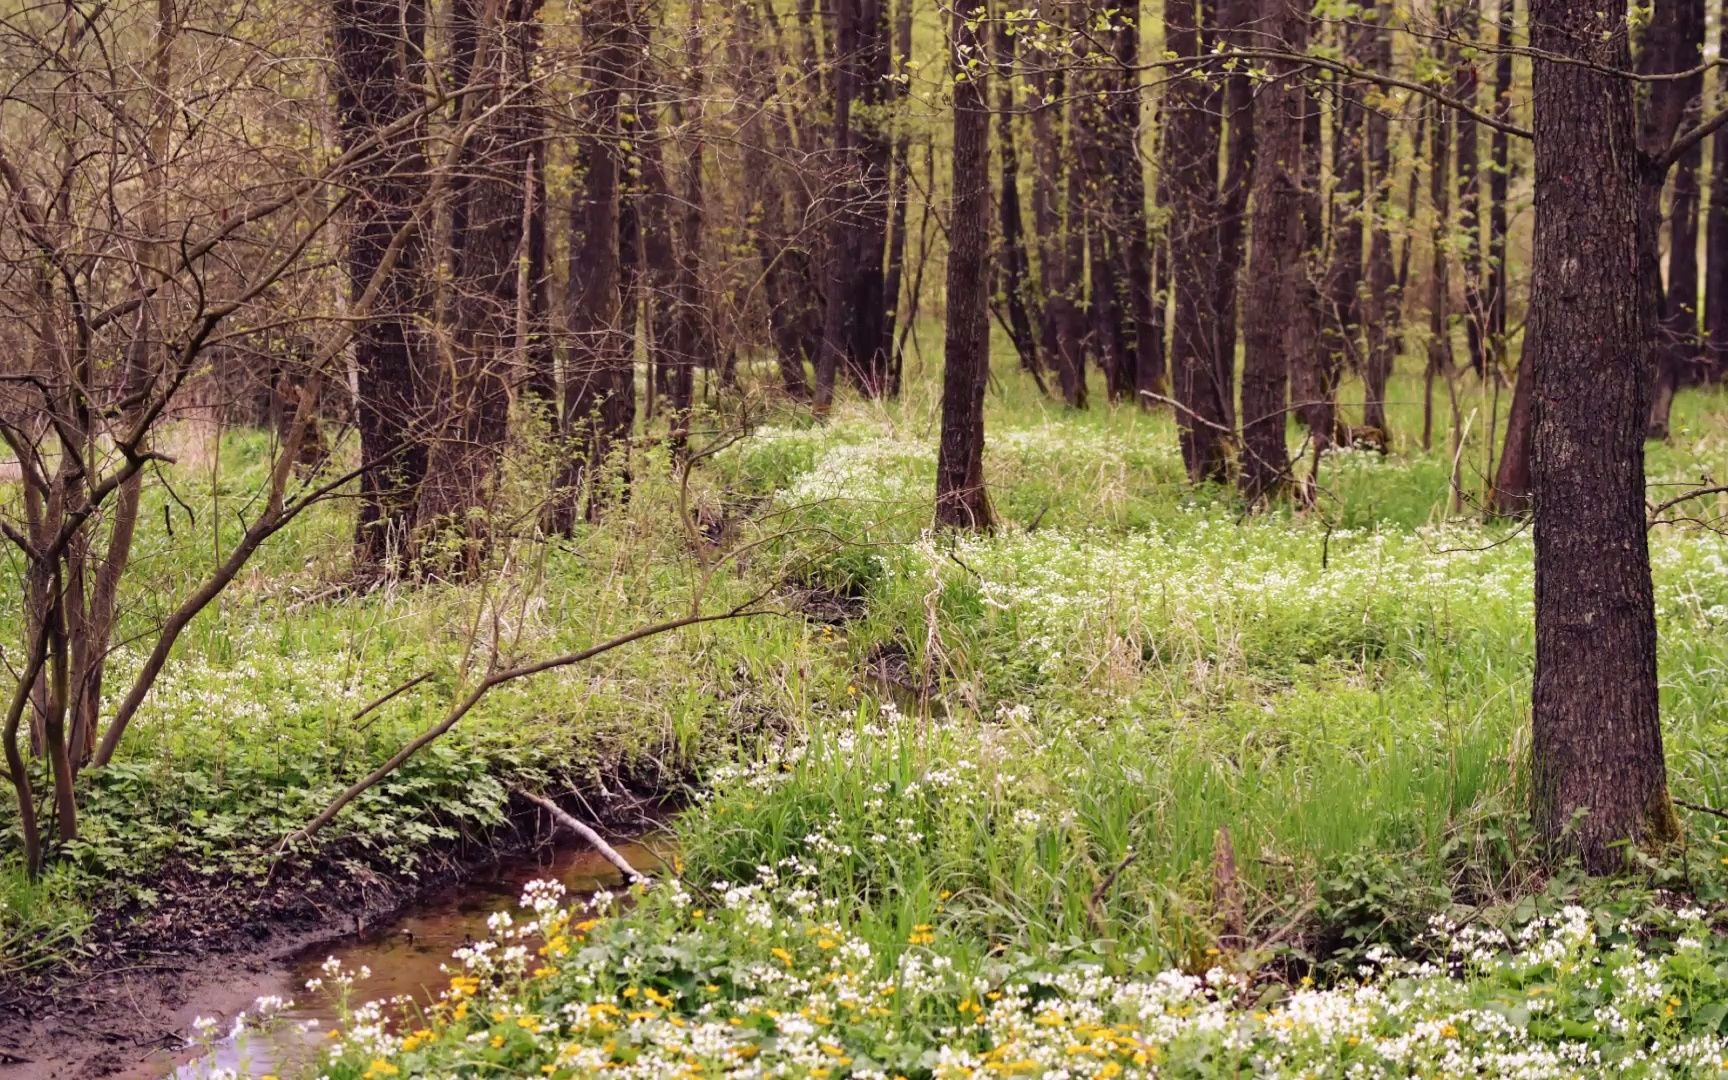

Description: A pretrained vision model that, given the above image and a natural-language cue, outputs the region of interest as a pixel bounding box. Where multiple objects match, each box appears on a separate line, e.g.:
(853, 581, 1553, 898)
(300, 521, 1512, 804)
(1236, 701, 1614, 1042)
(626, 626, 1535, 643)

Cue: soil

(0, 790, 669, 1079)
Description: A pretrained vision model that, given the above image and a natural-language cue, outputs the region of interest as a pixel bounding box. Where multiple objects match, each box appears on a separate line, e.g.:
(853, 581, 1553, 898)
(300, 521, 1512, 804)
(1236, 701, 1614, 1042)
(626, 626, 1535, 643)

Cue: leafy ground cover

(11, 353, 1728, 1075)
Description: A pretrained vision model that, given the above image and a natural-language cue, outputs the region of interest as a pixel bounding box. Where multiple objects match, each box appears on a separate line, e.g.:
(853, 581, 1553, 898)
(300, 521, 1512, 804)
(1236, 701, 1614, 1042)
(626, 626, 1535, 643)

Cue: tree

(1238, 0, 1308, 501)
(935, 0, 993, 530)
(1163, 0, 1233, 480)
(337, 0, 430, 577)
(555, 0, 635, 531)
(416, 0, 544, 569)
(1526, 0, 1677, 871)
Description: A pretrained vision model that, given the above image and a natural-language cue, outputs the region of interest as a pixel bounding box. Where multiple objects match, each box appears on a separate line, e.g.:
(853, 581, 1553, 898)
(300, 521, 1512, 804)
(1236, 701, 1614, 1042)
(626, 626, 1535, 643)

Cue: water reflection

(139, 838, 667, 1079)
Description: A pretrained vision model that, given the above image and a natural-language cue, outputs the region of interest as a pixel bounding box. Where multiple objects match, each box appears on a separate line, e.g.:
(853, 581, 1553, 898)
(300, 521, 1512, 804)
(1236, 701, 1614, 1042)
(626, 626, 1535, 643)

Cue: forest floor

(10, 348, 1728, 1076)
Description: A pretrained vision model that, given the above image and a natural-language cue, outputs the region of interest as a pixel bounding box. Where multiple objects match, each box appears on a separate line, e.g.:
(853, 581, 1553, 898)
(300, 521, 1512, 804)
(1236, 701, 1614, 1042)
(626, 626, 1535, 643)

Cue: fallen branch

(1085, 849, 1138, 938)
(279, 600, 774, 852)
(1674, 797, 1728, 823)
(520, 790, 648, 883)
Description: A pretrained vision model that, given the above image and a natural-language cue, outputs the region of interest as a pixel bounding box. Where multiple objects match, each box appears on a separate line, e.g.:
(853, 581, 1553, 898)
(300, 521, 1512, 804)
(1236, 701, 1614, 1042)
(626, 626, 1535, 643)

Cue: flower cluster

(308, 875, 1728, 1079)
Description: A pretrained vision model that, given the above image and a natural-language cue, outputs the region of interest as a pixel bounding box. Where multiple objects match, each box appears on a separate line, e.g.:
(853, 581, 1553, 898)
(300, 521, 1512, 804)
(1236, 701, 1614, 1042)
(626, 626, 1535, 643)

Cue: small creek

(127, 838, 668, 1080)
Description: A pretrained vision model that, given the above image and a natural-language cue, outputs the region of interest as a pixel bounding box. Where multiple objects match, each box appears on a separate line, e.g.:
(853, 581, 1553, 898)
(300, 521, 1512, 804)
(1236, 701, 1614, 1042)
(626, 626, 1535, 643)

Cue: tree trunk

(1238, 0, 1307, 501)
(1164, 0, 1231, 480)
(1322, 15, 1369, 429)
(555, 0, 634, 530)
(1211, 0, 1254, 428)
(1636, 0, 1704, 439)
(1486, 0, 1514, 372)
(993, 15, 1042, 379)
(1455, 0, 1484, 375)
(1423, 83, 1454, 453)
(335, 0, 429, 578)
(416, 0, 541, 567)
(1362, 5, 1396, 435)
(935, 0, 993, 530)
(1527, 0, 1676, 872)
(1108, 0, 1163, 404)
(1707, 2, 1728, 381)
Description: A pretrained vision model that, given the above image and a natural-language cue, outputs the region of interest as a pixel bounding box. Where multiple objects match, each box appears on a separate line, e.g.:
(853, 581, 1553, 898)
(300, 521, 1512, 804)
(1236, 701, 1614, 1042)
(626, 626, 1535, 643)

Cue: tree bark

(1164, 0, 1231, 480)
(555, 0, 634, 530)
(416, 0, 542, 566)
(994, 15, 1042, 379)
(1636, 0, 1704, 439)
(1707, 2, 1728, 381)
(1361, 4, 1396, 435)
(935, 0, 993, 530)
(1527, 0, 1676, 872)
(1239, 0, 1307, 501)
(335, 0, 429, 577)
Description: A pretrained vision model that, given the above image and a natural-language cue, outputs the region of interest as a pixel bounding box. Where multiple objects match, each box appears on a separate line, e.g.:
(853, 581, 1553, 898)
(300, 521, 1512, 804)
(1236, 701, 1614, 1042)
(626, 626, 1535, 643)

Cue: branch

(520, 790, 648, 883)
(279, 603, 775, 850)
(1663, 108, 1728, 172)
(1648, 483, 1728, 524)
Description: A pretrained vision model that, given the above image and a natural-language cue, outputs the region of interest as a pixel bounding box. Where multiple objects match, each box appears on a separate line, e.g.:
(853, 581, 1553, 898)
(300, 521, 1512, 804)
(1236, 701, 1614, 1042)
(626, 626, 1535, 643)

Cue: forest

(6, 0, 1728, 1073)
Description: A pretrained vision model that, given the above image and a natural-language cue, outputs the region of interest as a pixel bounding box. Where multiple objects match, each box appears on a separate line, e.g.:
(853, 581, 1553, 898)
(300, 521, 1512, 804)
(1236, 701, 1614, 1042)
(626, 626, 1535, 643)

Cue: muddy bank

(0, 791, 671, 1079)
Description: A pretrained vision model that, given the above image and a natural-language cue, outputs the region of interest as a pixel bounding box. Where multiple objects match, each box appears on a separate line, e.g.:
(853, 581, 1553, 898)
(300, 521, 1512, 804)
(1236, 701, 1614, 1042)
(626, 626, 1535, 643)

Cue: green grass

(11, 327, 1728, 1073)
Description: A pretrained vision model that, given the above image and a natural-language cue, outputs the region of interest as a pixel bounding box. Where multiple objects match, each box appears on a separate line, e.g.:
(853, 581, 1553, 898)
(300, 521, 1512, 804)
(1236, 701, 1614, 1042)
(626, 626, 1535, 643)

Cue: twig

(1674, 797, 1728, 823)
(1085, 849, 1138, 937)
(520, 790, 649, 883)
(351, 672, 434, 733)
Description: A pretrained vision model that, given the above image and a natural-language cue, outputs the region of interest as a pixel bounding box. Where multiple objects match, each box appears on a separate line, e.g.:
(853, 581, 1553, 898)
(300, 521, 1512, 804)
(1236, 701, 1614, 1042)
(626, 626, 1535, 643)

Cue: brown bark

(1423, 82, 1454, 453)
(1322, 15, 1369, 421)
(1528, 0, 1676, 871)
(881, 0, 916, 391)
(1361, 5, 1396, 434)
(737, 0, 817, 399)
(993, 15, 1042, 379)
(1164, 0, 1232, 480)
(935, 0, 993, 530)
(555, 0, 634, 531)
(1707, 3, 1728, 380)
(1486, 0, 1514, 369)
(1239, 0, 1308, 501)
(335, 0, 429, 577)
(1636, 0, 1705, 439)
(1107, 0, 1162, 404)
(815, 0, 894, 404)
(416, 0, 542, 566)
(1454, 0, 1484, 375)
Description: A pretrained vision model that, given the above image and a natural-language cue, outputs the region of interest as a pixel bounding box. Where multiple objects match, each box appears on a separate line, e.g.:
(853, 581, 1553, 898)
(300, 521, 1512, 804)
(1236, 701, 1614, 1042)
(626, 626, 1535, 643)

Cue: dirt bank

(0, 790, 669, 1079)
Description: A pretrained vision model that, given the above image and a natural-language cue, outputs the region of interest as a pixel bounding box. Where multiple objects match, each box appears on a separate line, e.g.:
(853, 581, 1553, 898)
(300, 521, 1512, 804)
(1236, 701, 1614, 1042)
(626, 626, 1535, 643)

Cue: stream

(124, 838, 668, 1080)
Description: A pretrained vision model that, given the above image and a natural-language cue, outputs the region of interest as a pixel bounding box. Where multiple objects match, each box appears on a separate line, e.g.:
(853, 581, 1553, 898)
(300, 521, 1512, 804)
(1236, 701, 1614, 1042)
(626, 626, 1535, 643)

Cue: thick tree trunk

(935, 0, 993, 530)
(555, 0, 634, 530)
(1491, 346, 1534, 514)
(335, 0, 428, 577)
(816, 0, 894, 403)
(416, 0, 541, 566)
(1164, 0, 1231, 480)
(1527, 0, 1676, 872)
(1238, 0, 1307, 501)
